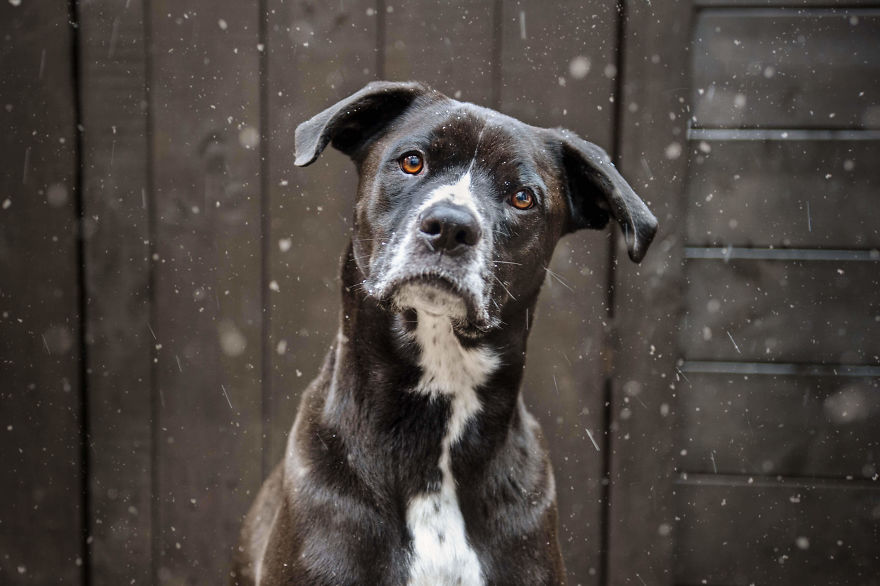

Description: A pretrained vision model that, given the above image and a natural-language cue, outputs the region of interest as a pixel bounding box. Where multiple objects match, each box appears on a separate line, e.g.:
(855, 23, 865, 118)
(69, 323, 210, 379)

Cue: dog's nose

(418, 204, 481, 254)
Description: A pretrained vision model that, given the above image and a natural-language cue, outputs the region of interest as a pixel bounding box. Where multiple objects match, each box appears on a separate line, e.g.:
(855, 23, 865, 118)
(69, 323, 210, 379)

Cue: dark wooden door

(610, 2, 880, 585)
(605, 2, 880, 585)
(675, 5, 880, 584)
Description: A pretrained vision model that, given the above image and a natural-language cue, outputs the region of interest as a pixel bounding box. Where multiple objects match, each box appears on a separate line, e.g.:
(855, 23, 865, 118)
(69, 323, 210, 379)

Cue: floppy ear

(294, 81, 430, 167)
(550, 128, 658, 263)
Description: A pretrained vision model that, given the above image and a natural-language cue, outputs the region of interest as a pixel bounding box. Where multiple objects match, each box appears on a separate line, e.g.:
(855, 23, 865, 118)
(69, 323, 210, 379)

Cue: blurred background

(1, 0, 878, 584)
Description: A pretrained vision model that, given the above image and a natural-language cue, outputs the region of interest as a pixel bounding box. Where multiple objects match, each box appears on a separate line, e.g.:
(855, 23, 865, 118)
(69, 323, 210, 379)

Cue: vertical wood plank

(608, 0, 693, 584)
(499, 2, 618, 583)
(76, 1, 153, 582)
(500, 0, 618, 144)
(149, 2, 263, 582)
(265, 0, 378, 468)
(385, 0, 495, 105)
(0, 1, 83, 583)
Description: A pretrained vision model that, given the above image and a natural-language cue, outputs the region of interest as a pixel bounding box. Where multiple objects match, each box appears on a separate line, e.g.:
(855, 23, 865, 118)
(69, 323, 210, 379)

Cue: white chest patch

(405, 310, 498, 586)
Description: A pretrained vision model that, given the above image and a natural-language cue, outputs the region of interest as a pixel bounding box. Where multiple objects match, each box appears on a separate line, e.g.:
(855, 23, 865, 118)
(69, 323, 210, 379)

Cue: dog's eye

(399, 152, 424, 175)
(509, 189, 535, 210)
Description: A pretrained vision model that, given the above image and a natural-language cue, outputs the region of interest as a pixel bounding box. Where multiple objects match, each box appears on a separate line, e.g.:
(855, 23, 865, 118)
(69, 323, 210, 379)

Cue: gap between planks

(688, 128, 880, 141)
(680, 360, 880, 377)
(684, 247, 880, 262)
(677, 472, 880, 490)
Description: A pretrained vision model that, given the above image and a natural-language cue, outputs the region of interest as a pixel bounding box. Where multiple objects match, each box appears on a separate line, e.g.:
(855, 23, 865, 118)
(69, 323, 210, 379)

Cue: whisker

(492, 260, 522, 266)
(492, 275, 517, 301)
(544, 267, 574, 292)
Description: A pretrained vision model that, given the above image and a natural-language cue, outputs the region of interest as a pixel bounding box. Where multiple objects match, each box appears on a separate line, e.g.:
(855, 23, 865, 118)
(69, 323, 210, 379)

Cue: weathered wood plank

(265, 0, 378, 470)
(608, 0, 694, 584)
(76, 0, 152, 582)
(679, 374, 880, 479)
(682, 259, 880, 364)
(500, 0, 618, 142)
(686, 140, 880, 248)
(515, 236, 610, 585)
(692, 10, 880, 129)
(676, 478, 880, 585)
(149, 2, 263, 582)
(500, 1, 619, 582)
(0, 1, 83, 583)
(385, 0, 495, 105)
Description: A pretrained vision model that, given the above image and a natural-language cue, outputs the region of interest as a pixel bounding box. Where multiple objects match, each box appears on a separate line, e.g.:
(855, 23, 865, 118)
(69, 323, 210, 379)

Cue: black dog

(233, 81, 656, 586)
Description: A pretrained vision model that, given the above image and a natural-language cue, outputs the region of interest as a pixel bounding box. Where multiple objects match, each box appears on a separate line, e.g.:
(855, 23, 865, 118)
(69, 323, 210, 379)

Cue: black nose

(418, 204, 481, 254)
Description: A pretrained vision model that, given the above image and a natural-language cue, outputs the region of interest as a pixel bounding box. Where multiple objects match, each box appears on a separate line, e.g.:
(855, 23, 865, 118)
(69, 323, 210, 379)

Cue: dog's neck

(323, 245, 538, 474)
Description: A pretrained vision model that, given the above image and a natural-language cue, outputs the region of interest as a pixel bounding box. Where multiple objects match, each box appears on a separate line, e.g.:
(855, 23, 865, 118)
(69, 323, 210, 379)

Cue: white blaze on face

(425, 170, 479, 216)
(405, 310, 498, 586)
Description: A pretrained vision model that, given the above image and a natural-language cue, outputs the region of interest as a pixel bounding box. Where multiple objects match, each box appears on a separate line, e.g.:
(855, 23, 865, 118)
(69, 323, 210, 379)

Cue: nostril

(458, 224, 481, 246)
(421, 218, 442, 236)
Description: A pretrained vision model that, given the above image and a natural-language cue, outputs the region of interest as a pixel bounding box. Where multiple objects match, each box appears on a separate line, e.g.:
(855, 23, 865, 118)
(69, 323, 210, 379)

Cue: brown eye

(400, 152, 424, 174)
(510, 188, 535, 210)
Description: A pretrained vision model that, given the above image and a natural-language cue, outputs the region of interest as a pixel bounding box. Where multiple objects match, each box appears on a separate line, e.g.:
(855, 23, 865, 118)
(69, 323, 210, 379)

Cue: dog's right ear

(294, 81, 429, 167)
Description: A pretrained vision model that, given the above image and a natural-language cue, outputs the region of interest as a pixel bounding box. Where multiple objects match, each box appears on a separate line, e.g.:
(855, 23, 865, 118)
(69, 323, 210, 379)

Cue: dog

(232, 81, 657, 586)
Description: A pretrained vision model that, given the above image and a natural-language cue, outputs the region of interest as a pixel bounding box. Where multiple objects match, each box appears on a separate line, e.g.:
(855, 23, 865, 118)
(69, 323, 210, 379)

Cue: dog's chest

(404, 312, 497, 586)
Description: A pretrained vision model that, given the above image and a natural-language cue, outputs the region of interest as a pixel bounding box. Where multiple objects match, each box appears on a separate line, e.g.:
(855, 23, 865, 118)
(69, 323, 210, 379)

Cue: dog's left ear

(294, 81, 430, 166)
(549, 129, 658, 262)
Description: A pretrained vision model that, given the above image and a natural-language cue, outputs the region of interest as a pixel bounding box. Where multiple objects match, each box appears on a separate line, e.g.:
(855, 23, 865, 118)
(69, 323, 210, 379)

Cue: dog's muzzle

(368, 201, 494, 330)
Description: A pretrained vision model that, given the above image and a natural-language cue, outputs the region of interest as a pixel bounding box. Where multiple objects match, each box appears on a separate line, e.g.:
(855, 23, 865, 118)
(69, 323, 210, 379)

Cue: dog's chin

(384, 275, 493, 334)
(394, 282, 468, 320)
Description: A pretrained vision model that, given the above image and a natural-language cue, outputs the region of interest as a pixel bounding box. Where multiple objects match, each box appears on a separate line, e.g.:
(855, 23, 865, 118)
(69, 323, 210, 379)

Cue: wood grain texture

(682, 259, 880, 365)
(0, 1, 83, 583)
(500, 1, 618, 582)
(385, 0, 495, 106)
(692, 10, 880, 129)
(608, 0, 694, 584)
(149, 1, 263, 582)
(515, 237, 610, 586)
(679, 374, 880, 479)
(76, 0, 153, 582)
(686, 139, 880, 248)
(265, 0, 378, 469)
(675, 478, 880, 585)
(500, 0, 618, 142)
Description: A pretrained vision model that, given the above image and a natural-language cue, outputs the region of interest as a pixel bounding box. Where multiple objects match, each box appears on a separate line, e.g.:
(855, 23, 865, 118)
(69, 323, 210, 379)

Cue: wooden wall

(674, 2, 880, 586)
(1, 1, 877, 585)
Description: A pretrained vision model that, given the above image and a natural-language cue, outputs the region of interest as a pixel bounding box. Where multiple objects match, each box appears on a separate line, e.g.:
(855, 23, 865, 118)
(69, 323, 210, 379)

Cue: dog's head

(295, 81, 657, 335)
